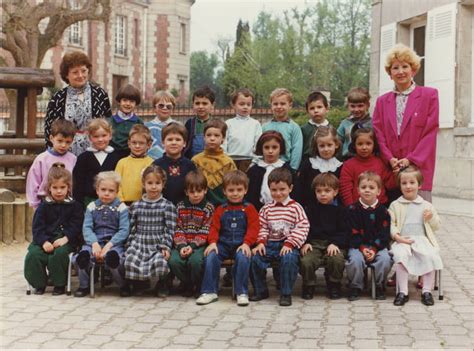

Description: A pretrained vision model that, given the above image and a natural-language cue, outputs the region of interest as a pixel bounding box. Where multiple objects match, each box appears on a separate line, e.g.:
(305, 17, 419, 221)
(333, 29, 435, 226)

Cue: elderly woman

(44, 51, 112, 155)
(372, 44, 439, 202)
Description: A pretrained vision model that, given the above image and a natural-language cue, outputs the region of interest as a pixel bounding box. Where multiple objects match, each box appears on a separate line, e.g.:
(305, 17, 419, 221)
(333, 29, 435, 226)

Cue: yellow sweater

(115, 155, 154, 202)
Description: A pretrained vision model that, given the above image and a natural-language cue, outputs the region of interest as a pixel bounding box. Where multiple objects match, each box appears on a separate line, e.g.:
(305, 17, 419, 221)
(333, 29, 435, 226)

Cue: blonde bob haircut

(94, 171, 121, 190)
(87, 118, 112, 135)
(384, 43, 421, 75)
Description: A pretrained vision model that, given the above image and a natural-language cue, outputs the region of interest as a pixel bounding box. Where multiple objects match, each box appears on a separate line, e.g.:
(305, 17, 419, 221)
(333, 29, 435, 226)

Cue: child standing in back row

(262, 88, 303, 171)
(224, 88, 262, 171)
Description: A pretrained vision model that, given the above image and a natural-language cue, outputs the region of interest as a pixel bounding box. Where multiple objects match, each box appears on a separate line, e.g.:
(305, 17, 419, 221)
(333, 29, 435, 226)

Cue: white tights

(395, 263, 435, 294)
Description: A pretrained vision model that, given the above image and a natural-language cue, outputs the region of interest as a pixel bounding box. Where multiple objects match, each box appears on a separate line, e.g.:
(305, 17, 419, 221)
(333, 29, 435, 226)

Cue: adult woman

(372, 44, 439, 202)
(44, 51, 112, 155)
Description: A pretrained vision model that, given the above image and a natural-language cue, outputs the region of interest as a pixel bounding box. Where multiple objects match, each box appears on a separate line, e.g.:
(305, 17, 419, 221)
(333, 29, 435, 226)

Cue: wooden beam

(0, 138, 45, 150)
(0, 154, 36, 167)
(27, 87, 37, 139)
(15, 89, 26, 138)
(0, 68, 55, 89)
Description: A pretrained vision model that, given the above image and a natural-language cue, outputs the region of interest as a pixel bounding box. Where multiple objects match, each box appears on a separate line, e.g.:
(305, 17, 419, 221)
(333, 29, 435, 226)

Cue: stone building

(370, 0, 474, 212)
(41, 0, 194, 104)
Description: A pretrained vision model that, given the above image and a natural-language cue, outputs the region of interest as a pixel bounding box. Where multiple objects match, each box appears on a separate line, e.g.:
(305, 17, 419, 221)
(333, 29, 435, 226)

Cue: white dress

(391, 199, 443, 276)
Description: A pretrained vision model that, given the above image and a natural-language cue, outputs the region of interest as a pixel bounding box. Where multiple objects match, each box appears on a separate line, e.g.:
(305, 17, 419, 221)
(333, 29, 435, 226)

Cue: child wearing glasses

(108, 84, 144, 159)
(115, 125, 154, 205)
(146, 91, 179, 160)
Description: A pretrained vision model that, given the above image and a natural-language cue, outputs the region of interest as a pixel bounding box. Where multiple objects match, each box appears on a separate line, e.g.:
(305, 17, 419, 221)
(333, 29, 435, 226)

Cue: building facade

(41, 0, 194, 105)
(370, 0, 474, 205)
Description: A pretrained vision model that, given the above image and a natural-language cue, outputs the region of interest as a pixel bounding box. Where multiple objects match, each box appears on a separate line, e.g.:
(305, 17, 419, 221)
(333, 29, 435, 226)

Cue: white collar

(143, 194, 163, 203)
(256, 158, 285, 168)
(87, 145, 114, 153)
(359, 198, 378, 209)
(308, 119, 329, 127)
(309, 156, 342, 172)
(397, 195, 424, 204)
(235, 114, 250, 119)
(272, 196, 292, 206)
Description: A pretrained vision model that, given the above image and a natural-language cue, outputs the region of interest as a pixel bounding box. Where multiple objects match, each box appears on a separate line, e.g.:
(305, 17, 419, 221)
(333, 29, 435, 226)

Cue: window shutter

(425, 3, 457, 128)
(379, 22, 397, 96)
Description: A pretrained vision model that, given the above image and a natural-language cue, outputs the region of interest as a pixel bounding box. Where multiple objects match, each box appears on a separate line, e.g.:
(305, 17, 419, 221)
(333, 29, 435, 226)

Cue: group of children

(24, 84, 443, 308)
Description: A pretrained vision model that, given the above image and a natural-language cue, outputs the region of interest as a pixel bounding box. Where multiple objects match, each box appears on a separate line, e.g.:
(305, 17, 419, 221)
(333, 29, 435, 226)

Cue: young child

(26, 119, 77, 209)
(339, 127, 396, 207)
(250, 167, 309, 306)
(345, 171, 392, 301)
(73, 171, 130, 297)
(196, 170, 259, 306)
(108, 84, 144, 159)
(73, 118, 120, 207)
(184, 86, 215, 159)
(224, 88, 262, 171)
(246, 131, 296, 211)
(192, 119, 237, 206)
(262, 88, 303, 171)
(169, 171, 215, 297)
(153, 123, 196, 205)
(300, 173, 349, 300)
(145, 91, 178, 160)
(115, 124, 154, 204)
(300, 91, 331, 160)
(24, 163, 83, 295)
(337, 87, 372, 160)
(123, 165, 177, 296)
(298, 126, 342, 208)
(389, 166, 443, 306)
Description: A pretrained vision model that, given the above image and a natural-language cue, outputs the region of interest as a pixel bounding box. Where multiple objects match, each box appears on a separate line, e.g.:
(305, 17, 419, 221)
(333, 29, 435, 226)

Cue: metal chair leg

(90, 262, 95, 298)
(370, 266, 376, 299)
(437, 270, 443, 300)
(67, 252, 73, 296)
(26, 282, 32, 295)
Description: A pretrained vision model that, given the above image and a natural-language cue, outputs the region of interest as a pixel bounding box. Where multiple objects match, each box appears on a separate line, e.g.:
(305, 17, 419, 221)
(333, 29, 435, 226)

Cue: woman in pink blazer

(373, 44, 439, 202)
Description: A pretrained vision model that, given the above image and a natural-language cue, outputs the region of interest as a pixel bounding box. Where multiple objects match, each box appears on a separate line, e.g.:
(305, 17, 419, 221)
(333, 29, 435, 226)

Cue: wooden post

(15, 89, 26, 137)
(13, 203, 26, 243)
(0, 205, 3, 243)
(26, 205, 34, 242)
(2, 204, 13, 244)
(27, 87, 37, 139)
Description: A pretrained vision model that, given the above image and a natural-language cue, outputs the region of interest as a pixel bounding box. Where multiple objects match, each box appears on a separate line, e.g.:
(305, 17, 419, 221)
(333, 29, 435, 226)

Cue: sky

(190, 0, 318, 53)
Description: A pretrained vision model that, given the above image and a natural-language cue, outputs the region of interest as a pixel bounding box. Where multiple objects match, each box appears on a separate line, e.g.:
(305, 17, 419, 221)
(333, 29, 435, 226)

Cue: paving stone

(351, 339, 381, 349)
(134, 338, 171, 349)
(199, 341, 230, 349)
(73, 334, 111, 346)
(179, 325, 211, 335)
(259, 342, 291, 349)
(171, 333, 202, 345)
(289, 338, 320, 348)
(114, 331, 148, 342)
(39, 339, 76, 349)
(383, 335, 414, 346)
(206, 330, 235, 341)
(262, 332, 294, 343)
(214, 322, 241, 331)
(91, 325, 124, 336)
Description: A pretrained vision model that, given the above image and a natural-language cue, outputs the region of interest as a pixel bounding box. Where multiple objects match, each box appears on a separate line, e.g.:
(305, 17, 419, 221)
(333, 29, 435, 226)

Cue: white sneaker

(237, 294, 249, 306)
(196, 293, 218, 305)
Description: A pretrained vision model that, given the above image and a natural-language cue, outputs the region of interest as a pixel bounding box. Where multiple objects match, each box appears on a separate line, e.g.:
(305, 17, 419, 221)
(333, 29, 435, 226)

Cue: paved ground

(0, 214, 473, 349)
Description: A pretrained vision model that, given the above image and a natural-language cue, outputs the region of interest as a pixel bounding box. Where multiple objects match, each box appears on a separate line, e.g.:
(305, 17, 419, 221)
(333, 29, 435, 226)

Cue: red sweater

(208, 202, 259, 246)
(340, 155, 396, 206)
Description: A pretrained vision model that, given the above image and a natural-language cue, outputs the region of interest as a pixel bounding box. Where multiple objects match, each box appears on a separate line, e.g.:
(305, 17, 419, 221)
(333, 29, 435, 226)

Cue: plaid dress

(124, 195, 177, 280)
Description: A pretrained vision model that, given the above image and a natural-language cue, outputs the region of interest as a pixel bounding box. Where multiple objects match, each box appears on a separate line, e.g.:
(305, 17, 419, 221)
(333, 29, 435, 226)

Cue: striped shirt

(257, 198, 310, 249)
(174, 199, 214, 249)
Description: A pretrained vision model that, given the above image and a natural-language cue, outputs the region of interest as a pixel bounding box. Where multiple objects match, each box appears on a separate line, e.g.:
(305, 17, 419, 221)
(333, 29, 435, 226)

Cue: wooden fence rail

(0, 201, 33, 244)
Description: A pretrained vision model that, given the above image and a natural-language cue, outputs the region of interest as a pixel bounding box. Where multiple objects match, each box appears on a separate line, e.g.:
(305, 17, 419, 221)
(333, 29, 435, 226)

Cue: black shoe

(301, 285, 314, 300)
(74, 287, 89, 297)
(103, 270, 113, 286)
(421, 292, 434, 306)
(119, 285, 131, 297)
(328, 283, 342, 300)
(52, 286, 65, 296)
(375, 286, 386, 300)
(279, 295, 292, 306)
(34, 287, 46, 295)
(393, 292, 409, 306)
(249, 291, 269, 302)
(222, 271, 232, 288)
(155, 279, 169, 298)
(348, 288, 361, 301)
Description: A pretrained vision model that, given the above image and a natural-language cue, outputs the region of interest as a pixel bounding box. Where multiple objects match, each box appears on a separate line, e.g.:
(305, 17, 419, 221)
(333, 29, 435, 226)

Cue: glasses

(156, 103, 174, 110)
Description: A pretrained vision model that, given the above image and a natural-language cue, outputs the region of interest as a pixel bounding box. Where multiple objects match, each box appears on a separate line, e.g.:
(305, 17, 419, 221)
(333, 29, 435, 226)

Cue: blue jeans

(251, 241, 299, 296)
(345, 248, 392, 290)
(200, 243, 250, 295)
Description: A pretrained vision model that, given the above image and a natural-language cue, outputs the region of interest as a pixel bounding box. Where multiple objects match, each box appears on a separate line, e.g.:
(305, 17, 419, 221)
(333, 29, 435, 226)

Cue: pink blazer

(372, 86, 439, 191)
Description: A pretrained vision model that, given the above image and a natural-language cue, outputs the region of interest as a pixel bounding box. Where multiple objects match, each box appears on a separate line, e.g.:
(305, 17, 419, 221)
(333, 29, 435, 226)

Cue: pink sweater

(26, 150, 77, 208)
(339, 154, 396, 206)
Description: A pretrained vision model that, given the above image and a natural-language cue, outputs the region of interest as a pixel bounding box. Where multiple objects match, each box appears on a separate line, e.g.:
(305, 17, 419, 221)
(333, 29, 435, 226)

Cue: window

(134, 18, 139, 48)
(179, 22, 186, 54)
(115, 15, 127, 56)
(68, 22, 82, 46)
(410, 21, 426, 86)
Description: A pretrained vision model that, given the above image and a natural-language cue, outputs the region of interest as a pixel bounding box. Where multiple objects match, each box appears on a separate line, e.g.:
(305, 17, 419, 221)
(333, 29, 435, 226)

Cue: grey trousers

(345, 248, 392, 290)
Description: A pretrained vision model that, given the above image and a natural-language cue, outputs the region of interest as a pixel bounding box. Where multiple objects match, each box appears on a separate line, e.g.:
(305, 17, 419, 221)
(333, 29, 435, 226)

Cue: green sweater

(301, 120, 332, 158)
(108, 113, 144, 152)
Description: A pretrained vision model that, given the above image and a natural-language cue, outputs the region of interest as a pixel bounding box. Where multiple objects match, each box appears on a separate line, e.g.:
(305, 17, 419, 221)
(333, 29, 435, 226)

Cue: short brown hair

(204, 119, 227, 138)
(142, 164, 167, 186)
(346, 87, 370, 104)
(60, 51, 92, 84)
(129, 124, 152, 143)
(312, 126, 341, 157)
(396, 165, 424, 187)
(192, 86, 215, 104)
(358, 171, 382, 189)
(87, 118, 112, 135)
(349, 127, 378, 155)
(184, 170, 207, 191)
(305, 91, 328, 110)
(161, 122, 187, 142)
(51, 119, 77, 138)
(116, 84, 141, 105)
(268, 167, 292, 187)
(230, 88, 254, 105)
(270, 88, 293, 104)
(152, 90, 176, 108)
(46, 162, 72, 196)
(312, 173, 339, 191)
(223, 170, 249, 190)
(255, 131, 286, 156)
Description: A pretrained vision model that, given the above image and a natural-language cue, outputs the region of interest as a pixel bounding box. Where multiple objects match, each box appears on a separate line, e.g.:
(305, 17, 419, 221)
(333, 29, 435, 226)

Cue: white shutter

(425, 3, 457, 128)
(379, 22, 397, 96)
